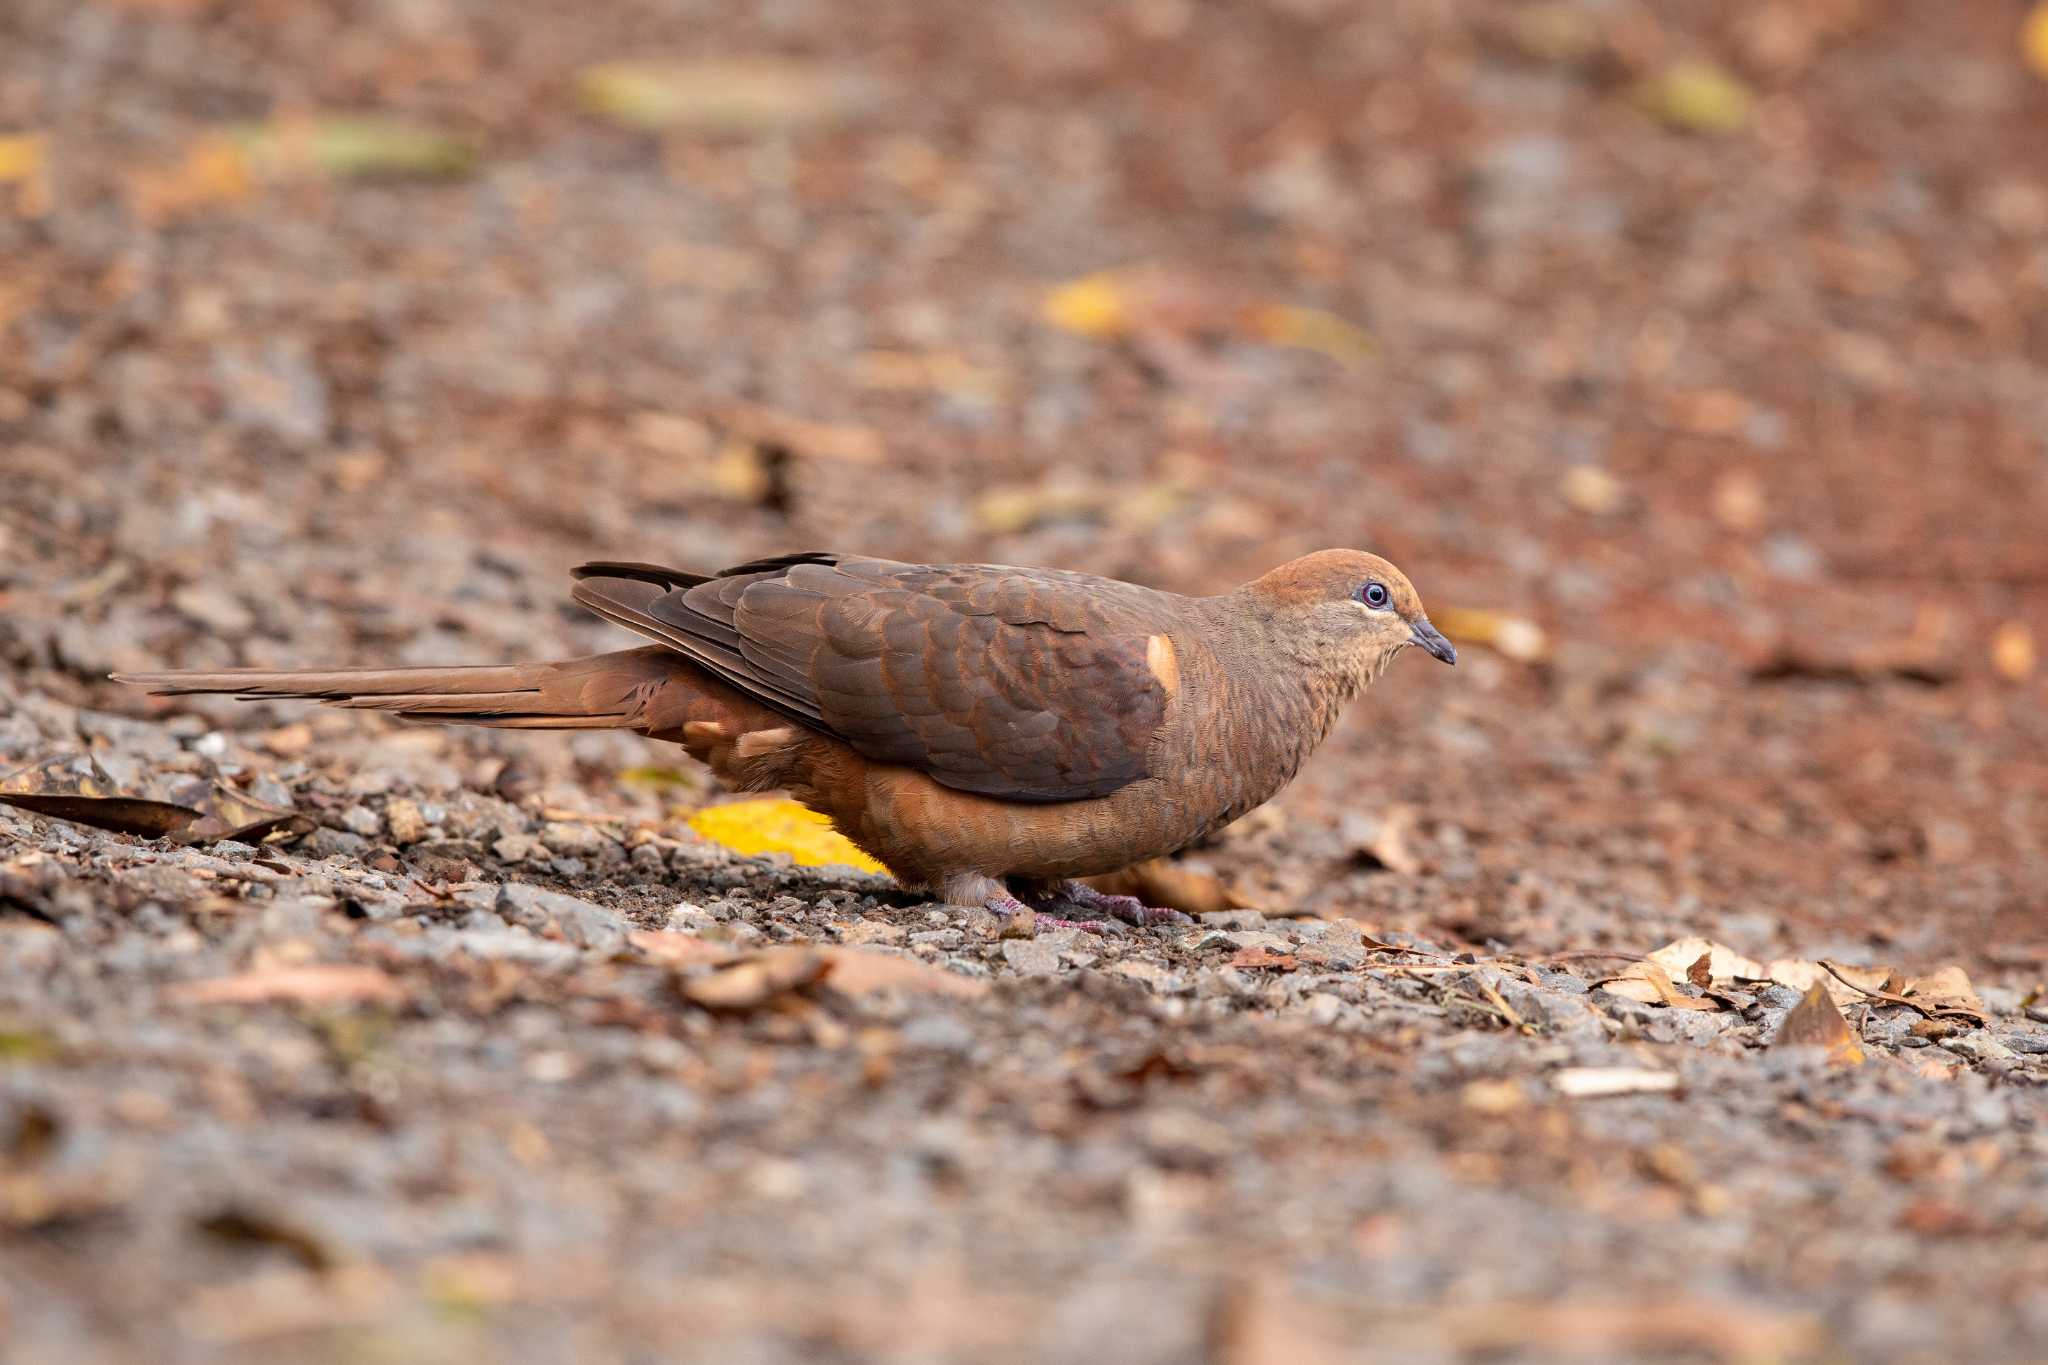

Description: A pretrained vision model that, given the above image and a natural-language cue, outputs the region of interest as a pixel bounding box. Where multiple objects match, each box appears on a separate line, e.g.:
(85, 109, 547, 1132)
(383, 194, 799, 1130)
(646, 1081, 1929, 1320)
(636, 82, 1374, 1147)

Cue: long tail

(113, 646, 705, 732)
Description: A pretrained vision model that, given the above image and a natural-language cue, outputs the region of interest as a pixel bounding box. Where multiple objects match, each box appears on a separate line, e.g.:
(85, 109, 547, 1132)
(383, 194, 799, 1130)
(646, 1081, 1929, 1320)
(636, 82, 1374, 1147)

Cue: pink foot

(1059, 882, 1193, 929)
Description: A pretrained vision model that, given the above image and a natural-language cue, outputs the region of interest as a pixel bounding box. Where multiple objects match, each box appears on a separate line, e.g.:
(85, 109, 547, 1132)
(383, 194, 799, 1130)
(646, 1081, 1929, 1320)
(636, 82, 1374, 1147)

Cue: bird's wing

(571, 555, 1173, 802)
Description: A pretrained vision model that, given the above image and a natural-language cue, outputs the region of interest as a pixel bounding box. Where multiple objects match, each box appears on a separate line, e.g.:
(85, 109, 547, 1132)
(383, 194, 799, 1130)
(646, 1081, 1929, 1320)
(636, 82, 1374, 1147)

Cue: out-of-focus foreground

(1, 2, 2045, 1361)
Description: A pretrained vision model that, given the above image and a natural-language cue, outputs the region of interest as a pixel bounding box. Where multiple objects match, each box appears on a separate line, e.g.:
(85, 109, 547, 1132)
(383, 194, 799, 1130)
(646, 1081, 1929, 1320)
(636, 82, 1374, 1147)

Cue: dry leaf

(1647, 938, 1765, 984)
(0, 133, 44, 183)
(2026, 3, 2048, 79)
(686, 798, 887, 873)
(627, 930, 739, 968)
(0, 792, 201, 839)
(1991, 622, 2035, 682)
(678, 947, 830, 1011)
(1766, 957, 1892, 1009)
(1560, 465, 1624, 515)
(817, 948, 988, 998)
(578, 60, 880, 133)
(1431, 606, 1549, 663)
(1637, 60, 1754, 134)
(1900, 966, 1988, 1024)
(1040, 264, 1373, 364)
(1593, 960, 1720, 1011)
(1551, 1068, 1680, 1098)
(1084, 858, 1252, 915)
(1226, 947, 1298, 971)
(1772, 982, 1864, 1066)
(233, 115, 477, 181)
(167, 965, 404, 1007)
(1351, 805, 1421, 876)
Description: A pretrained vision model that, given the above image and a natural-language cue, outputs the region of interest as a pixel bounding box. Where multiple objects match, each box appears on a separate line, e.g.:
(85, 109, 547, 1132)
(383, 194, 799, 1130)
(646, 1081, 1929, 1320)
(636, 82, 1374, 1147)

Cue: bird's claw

(1059, 883, 1193, 929)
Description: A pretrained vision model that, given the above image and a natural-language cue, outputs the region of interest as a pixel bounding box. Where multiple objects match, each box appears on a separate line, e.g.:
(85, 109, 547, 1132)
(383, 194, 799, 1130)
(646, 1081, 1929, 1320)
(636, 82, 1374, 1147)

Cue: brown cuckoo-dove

(117, 551, 1455, 926)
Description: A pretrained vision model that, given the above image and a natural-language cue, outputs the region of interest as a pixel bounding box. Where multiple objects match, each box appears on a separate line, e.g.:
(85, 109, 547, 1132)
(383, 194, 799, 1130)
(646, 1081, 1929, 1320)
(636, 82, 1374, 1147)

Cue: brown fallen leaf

(166, 965, 404, 1007)
(1593, 959, 1721, 1011)
(627, 930, 740, 968)
(1350, 805, 1421, 876)
(677, 946, 830, 1011)
(1226, 947, 1298, 972)
(1813, 959, 1989, 1026)
(1431, 606, 1549, 663)
(0, 792, 201, 838)
(1083, 858, 1253, 915)
(1647, 937, 1766, 984)
(816, 947, 988, 998)
(1772, 982, 1864, 1066)
(1766, 957, 1894, 1010)
(1750, 608, 1959, 687)
(195, 1206, 334, 1270)
(1899, 966, 1988, 1025)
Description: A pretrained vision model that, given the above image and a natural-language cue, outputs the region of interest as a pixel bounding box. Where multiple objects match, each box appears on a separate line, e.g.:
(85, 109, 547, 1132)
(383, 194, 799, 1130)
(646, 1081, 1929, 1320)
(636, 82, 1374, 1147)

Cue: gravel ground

(3, 1, 2046, 1361)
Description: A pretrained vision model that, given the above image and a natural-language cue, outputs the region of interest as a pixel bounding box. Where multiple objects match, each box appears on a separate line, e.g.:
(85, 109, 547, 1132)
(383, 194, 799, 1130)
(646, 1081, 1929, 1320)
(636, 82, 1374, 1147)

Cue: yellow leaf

(686, 798, 887, 874)
(1638, 60, 1754, 134)
(232, 116, 476, 181)
(1041, 272, 1130, 338)
(0, 133, 45, 184)
(2026, 4, 2048, 79)
(577, 60, 873, 133)
(1249, 303, 1376, 363)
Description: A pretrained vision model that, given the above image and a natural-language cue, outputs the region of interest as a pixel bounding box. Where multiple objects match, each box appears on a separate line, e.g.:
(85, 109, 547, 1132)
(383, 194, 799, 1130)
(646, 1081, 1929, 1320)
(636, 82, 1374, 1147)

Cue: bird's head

(1246, 549, 1457, 677)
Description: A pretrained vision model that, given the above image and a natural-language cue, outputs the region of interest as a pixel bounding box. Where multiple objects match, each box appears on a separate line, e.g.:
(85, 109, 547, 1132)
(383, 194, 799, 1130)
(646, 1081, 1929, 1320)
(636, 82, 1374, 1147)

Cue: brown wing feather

(571, 554, 1172, 802)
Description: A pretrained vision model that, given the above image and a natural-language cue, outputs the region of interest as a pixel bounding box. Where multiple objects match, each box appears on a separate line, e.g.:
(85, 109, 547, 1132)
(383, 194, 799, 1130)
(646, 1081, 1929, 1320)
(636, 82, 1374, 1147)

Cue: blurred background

(2, 0, 2047, 1358)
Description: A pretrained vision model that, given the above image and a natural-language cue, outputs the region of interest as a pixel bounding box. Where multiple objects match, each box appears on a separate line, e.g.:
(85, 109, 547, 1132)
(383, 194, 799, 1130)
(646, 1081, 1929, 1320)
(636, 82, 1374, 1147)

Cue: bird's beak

(1410, 618, 1457, 666)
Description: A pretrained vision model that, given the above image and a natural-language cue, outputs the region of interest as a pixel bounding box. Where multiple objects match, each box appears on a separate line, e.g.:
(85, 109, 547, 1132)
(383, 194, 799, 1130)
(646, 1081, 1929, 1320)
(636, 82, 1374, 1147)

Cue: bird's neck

(1179, 593, 1381, 824)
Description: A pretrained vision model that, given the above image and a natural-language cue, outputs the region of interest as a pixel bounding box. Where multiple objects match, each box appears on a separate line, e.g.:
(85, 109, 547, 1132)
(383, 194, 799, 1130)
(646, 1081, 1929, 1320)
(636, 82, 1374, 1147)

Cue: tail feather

(112, 648, 692, 732)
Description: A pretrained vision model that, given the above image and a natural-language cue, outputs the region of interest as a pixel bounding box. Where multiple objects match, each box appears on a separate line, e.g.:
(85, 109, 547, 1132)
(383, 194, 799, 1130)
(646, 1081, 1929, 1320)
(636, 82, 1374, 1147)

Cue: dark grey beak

(1411, 618, 1457, 666)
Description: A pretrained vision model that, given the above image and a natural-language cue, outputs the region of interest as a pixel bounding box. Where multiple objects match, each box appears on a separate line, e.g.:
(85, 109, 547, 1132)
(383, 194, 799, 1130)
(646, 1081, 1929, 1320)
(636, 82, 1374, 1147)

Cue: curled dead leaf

(677, 946, 830, 1011)
(0, 792, 201, 839)
(1593, 960, 1720, 1011)
(1646, 937, 1765, 984)
(816, 947, 988, 998)
(1083, 858, 1252, 915)
(1772, 982, 1864, 1067)
(1431, 606, 1549, 664)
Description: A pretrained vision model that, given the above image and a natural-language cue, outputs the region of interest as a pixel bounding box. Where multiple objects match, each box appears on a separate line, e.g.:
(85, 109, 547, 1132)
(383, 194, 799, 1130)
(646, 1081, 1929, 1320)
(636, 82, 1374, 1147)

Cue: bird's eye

(1359, 581, 1390, 609)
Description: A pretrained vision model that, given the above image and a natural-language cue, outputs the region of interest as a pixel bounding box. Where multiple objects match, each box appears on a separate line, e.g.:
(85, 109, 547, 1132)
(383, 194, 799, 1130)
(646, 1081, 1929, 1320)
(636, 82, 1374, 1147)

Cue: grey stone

(1942, 1032, 2018, 1062)
(495, 883, 629, 953)
(1001, 939, 1060, 975)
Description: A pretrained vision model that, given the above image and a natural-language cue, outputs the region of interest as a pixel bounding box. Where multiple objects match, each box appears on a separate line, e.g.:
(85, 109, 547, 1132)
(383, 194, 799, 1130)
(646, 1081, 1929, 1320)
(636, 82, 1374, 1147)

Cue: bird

(116, 550, 1455, 928)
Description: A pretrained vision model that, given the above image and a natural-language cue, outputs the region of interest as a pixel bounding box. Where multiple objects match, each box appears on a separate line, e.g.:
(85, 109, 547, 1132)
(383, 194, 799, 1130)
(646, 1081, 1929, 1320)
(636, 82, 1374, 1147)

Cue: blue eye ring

(1359, 581, 1390, 609)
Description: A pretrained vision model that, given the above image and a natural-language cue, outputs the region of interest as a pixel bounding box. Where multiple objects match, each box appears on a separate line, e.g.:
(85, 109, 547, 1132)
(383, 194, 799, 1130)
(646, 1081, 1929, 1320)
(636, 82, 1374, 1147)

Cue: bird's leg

(1001, 877, 1123, 934)
(941, 872, 1113, 935)
(1056, 881, 1194, 928)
